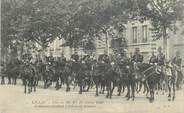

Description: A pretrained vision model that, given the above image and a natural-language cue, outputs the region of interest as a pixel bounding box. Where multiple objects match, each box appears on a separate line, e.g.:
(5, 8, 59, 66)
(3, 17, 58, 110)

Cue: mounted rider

(71, 51, 79, 62)
(149, 51, 157, 65)
(98, 50, 110, 64)
(118, 50, 130, 74)
(171, 51, 182, 72)
(48, 54, 54, 65)
(171, 50, 183, 89)
(132, 48, 144, 70)
(59, 53, 67, 69)
(156, 47, 165, 73)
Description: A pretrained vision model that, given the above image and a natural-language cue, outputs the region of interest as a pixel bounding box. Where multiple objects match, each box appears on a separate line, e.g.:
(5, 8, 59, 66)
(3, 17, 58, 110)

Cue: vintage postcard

(1, 0, 184, 113)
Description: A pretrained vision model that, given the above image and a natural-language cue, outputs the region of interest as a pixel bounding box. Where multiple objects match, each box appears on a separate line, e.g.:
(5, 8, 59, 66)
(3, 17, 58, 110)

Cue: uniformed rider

(171, 50, 182, 73)
(149, 51, 157, 65)
(132, 48, 144, 70)
(156, 47, 165, 73)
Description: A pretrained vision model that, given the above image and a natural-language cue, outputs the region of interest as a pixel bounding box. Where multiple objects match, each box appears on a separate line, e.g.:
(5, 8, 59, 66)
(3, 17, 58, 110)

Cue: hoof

(172, 97, 175, 101)
(149, 98, 154, 103)
(168, 98, 171, 101)
(126, 98, 130, 101)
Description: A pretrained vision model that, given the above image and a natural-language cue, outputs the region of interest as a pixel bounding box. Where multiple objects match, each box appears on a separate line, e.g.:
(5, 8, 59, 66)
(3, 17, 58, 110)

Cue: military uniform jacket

(71, 54, 79, 62)
(157, 53, 165, 66)
(172, 57, 182, 67)
(132, 54, 143, 63)
(149, 55, 157, 64)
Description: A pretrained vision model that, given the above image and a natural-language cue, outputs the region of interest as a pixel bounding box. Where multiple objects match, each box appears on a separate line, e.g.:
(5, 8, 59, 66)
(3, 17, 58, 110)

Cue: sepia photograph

(0, 0, 184, 113)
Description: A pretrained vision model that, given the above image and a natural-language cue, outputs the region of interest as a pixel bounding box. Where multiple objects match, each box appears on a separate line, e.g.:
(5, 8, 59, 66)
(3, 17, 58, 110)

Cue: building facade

(125, 20, 184, 63)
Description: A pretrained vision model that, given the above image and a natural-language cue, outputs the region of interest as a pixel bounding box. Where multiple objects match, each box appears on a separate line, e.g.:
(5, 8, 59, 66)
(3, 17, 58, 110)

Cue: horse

(104, 63, 120, 99)
(1, 60, 22, 85)
(114, 62, 136, 100)
(92, 61, 106, 96)
(21, 63, 37, 93)
(81, 60, 93, 92)
(43, 64, 54, 89)
(140, 63, 163, 103)
(62, 61, 73, 92)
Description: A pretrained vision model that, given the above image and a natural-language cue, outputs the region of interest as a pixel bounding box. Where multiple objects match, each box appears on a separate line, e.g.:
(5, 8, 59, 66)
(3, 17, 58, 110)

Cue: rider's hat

(135, 48, 140, 52)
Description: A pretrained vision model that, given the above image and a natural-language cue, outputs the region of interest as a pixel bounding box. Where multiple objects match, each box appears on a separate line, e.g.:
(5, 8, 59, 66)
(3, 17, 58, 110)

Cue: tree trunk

(105, 31, 109, 55)
(162, 26, 168, 59)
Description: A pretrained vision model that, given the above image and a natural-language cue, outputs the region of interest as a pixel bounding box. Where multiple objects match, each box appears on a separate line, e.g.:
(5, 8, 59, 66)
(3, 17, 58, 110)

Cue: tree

(137, 0, 184, 57)
(1, 0, 26, 60)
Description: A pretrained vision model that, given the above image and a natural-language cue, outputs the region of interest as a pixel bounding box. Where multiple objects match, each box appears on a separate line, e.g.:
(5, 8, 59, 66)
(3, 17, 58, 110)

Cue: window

(142, 25, 148, 42)
(132, 27, 137, 43)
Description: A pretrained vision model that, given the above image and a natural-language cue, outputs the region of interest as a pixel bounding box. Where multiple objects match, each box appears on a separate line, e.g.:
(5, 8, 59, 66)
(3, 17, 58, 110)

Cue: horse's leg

(43, 79, 46, 88)
(24, 79, 27, 93)
(106, 82, 110, 98)
(66, 77, 70, 92)
(138, 81, 142, 93)
(117, 82, 122, 96)
(143, 81, 147, 93)
(155, 82, 160, 95)
(161, 80, 165, 95)
(149, 84, 154, 103)
(102, 82, 105, 94)
(126, 84, 130, 100)
(109, 81, 113, 99)
(168, 81, 171, 101)
(60, 76, 63, 88)
(111, 82, 116, 96)
(122, 83, 126, 94)
(28, 78, 33, 93)
(131, 82, 135, 101)
(144, 81, 150, 98)
(1, 76, 5, 84)
(14, 77, 17, 85)
(96, 84, 98, 96)
(86, 79, 91, 92)
(135, 81, 139, 92)
(79, 76, 83, 94)
(8, 76, 11, 84)
(34, 79, 36, 92)
(95, 81, 99, 96)
(172, 81, 176, 101)
(55, 76, 60, 90)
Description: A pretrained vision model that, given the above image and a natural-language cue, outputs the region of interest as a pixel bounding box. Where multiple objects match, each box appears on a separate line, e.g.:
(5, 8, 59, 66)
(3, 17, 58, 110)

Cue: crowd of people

(0, 47, 183, 102)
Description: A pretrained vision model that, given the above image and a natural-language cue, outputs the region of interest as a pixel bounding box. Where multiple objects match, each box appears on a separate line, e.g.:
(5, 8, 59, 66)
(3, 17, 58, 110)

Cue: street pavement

(0, 80, 184, 113)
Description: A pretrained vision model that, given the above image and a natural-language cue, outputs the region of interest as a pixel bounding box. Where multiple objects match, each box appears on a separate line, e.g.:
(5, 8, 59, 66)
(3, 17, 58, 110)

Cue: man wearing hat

(101, 50, 110, 64)
(71, 51, 79, 62)
(132, 48, 143, 64)
(149, 51, 157, 65)
(118, 50, 130, 70)
(156, 47, 165, 73)
(171, 51, 182, 70)
(171, 50, 182, 89)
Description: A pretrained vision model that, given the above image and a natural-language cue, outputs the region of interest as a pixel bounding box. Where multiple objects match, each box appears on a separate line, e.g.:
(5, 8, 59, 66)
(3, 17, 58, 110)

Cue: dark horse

(104, 63, 120, 99)
(114, 63, 135, 100)
(2, 60, 21, 85)
(21, 63, 37, 93)
(93, 62, 107, 96)
(139, 63, 163, 102)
